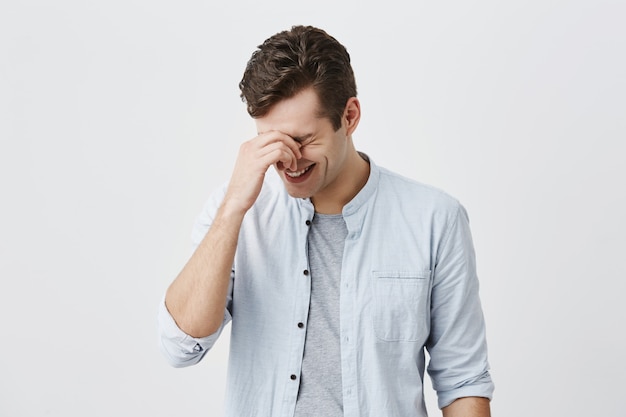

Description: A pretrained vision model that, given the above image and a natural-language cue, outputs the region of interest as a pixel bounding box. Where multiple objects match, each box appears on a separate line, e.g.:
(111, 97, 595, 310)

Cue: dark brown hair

(239, 25, 357, 131)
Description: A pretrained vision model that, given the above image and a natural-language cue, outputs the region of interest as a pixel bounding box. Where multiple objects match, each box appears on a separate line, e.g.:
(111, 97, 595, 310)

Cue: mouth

(284, 164, 315, 183)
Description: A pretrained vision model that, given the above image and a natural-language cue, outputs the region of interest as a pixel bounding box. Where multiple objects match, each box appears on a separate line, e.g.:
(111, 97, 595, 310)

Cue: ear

(343, 97, 361, 136)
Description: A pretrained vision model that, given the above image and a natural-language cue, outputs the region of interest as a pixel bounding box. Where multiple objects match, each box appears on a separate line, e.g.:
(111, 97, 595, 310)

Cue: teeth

(286, 165, 311, 178)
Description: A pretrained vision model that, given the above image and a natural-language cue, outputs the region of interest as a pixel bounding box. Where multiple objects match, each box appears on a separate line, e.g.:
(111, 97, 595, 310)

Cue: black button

(298, 322, 304, 328)
(305, 220, 311, 226)
(303, 269, 309, 276)
(290, 374, 297, 380)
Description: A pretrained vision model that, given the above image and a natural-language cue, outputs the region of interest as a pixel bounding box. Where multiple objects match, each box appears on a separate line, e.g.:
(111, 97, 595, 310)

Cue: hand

(223, 131, 301, 214)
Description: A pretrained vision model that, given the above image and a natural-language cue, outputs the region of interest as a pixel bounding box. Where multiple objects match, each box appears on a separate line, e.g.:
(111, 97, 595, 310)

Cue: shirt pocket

(371, 270, 431, 342)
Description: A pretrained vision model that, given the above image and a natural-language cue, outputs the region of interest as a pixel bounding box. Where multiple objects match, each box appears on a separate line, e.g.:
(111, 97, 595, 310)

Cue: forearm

(165, 200, 245, 338)
(442, 397, 491, 417)
(165, 131, 302, 338)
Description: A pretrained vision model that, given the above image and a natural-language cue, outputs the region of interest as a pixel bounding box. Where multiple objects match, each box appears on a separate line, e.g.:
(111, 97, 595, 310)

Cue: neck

(312, 150, 370, 215)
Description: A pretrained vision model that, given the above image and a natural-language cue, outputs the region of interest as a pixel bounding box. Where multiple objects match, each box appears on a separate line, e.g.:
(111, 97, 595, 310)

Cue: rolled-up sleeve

(427, 204, 495, 408)
(157, 295, 232, 367)
(157, 184, 233, 368)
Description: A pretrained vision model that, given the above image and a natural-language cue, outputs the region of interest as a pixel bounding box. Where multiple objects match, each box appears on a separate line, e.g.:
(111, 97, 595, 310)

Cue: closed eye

(293, 135, 314, 146)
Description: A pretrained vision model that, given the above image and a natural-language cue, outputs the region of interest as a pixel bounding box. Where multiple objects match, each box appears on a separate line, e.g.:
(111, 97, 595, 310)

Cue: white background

(1, 1, 624, 416)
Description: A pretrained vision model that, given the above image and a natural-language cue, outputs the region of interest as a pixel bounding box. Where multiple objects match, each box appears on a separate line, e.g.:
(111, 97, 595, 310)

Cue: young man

(159, 25, 494, 416)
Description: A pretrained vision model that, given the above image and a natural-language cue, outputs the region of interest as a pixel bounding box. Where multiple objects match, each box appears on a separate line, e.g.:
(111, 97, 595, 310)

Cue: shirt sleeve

(157, 184, 234, 368)
(157, 293, 232, 367)
(426, 203, 495, 408)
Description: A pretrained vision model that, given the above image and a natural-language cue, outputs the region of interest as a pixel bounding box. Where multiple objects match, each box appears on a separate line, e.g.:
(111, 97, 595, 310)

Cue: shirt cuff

(437, 372, 495, 409)
(157, 296, 222, 367)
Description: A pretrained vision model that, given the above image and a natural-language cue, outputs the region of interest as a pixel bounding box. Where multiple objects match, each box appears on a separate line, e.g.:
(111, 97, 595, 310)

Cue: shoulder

(200, 168, 288, 215)
(371, 165, 471, 250)
(375, 166, 462, 214)
(191, 169, 293, 245)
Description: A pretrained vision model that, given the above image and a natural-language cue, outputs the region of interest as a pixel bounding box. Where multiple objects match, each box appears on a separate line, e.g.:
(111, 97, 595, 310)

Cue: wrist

(219, 197, 250, 221)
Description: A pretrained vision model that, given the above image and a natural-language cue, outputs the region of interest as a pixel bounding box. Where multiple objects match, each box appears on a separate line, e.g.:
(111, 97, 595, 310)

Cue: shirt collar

(342, 152, 378, 217)
(295, 152, 378, 237)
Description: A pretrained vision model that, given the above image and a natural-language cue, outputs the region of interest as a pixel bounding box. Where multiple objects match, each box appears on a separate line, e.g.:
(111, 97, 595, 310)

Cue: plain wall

(1, 0, 624, 416)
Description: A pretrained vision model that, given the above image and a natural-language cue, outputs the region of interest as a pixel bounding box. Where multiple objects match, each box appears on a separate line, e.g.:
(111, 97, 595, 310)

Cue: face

(255, 88, 353, 201)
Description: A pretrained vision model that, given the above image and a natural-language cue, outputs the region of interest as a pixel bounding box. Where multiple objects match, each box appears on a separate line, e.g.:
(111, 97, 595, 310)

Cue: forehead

(255, 88, 330, 135)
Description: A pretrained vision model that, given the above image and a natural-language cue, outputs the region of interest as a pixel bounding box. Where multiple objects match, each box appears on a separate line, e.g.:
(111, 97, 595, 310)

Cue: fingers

(260, 131, 302, 158)
(248, 131, 302, 170)
(225, 132, 301, 213)
(256, 141, 299, 171)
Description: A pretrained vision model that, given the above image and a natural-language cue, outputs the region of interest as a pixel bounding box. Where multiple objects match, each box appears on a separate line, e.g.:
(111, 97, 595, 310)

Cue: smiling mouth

(285, 165, 313, 178)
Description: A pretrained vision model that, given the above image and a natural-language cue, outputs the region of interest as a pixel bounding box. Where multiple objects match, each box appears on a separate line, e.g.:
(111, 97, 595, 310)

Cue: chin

(280, 181, 314, 199)
(284, 187, 312, 200)
(279, 174, 315, 199)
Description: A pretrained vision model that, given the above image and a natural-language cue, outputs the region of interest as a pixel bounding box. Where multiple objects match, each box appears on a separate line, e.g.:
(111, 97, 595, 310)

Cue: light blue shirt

(158, 157, 494, 416)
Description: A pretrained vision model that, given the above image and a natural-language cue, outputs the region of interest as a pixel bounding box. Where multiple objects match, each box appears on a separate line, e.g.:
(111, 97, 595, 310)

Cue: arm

(442, 397, 491, 417)
(427, 204, 495, 407)
(165, 200, 245, 338)
(164, 132, 302, 338)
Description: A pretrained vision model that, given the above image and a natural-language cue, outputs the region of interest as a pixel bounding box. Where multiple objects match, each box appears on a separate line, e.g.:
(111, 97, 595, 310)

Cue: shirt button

(303, 269, 309, 276)
(298, 322, 304, 328)
(290, 374, 297, 380)
(305, 220, 311, 226)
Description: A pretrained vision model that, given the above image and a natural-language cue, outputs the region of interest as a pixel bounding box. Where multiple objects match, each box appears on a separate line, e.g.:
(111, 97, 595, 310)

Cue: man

(159, 25, 494, 416)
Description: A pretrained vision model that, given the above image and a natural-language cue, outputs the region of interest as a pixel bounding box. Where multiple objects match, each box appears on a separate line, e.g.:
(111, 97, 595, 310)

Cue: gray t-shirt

(294, 213, 348, 417)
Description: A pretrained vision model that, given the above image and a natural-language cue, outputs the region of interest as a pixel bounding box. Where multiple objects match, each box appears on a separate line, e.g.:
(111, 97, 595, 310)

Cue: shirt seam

(435, 203, 462, 265)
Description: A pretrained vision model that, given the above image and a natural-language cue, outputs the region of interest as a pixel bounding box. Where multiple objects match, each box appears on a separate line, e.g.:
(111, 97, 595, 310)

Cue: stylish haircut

(239, 25, 357, 131)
